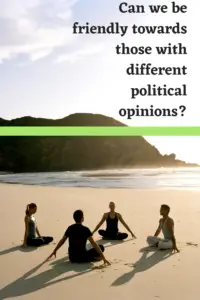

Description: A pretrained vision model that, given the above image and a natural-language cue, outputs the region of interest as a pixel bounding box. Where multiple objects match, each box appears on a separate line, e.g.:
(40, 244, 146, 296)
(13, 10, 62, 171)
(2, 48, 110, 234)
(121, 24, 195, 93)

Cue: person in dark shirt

(92, 202, 136, 240)
(47, 210, 110, 265)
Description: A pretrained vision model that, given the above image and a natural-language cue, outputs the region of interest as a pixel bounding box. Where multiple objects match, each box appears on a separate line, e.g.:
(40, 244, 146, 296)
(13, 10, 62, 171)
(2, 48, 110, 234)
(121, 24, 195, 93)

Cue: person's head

(109, 202, 115, 212)
(160, 204, 170, 217)
(73, 210, 84, 223)
(26, 203, 37, 216)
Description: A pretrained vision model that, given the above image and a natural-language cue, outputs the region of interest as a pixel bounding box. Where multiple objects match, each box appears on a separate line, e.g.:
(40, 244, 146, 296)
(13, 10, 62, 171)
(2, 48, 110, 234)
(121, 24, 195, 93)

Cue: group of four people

(23, 202, 179, 265)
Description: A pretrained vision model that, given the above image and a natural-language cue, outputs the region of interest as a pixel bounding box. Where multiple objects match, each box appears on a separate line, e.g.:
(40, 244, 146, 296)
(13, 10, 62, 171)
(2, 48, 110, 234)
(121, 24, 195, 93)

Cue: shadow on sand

(0, 256, 95, 299)
(0, 238, 133, 257)
(0, 238, 133, 298)
(95, 237, 134, 248)
(0, 245, 38, 256)
(111, 247, 173, 286)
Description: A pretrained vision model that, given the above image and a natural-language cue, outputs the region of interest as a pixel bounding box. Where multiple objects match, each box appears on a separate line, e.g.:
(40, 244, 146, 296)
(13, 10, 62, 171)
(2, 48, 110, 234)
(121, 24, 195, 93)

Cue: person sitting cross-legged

(47, 210, 110, 265)
(92, 202, 136, 241)
(147, 204, 179, 252)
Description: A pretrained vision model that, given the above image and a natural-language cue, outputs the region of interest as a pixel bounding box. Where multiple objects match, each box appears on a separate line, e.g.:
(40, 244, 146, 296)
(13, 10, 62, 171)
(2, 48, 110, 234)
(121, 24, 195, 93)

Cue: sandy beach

(0, 184, 200, 300)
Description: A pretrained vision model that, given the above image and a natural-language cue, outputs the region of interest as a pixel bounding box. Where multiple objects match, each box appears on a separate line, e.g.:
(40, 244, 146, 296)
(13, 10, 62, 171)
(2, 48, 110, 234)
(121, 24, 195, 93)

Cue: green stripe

(0, 126, 200, 136)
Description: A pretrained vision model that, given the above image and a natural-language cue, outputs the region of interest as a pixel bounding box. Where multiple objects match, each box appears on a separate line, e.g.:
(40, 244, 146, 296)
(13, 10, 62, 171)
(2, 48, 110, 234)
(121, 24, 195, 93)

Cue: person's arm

(47, 236, 67, 260)
(118, 213, 136, 238)
(154, 219, 162, 237)
(88, 236, 110, 265)
(166, 219, 179, 252)
(22, 216, 29, 247)
(92, 213, 107, 234)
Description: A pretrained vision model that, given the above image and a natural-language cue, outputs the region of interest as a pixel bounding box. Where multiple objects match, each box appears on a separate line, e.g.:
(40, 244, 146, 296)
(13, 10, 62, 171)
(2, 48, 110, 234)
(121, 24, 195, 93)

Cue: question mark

(179, 105, 186, 116)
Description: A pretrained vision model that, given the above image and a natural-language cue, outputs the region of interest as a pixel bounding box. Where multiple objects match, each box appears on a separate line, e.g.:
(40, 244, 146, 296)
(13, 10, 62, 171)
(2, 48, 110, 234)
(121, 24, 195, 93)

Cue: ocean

(0, 167, 200, 189)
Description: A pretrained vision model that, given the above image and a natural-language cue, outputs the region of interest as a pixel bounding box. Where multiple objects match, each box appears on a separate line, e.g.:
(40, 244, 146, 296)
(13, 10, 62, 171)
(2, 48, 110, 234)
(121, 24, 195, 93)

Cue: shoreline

(1, 181, 200, 191)
(0, 165, 199, 175)
(0, 166, 200, 190)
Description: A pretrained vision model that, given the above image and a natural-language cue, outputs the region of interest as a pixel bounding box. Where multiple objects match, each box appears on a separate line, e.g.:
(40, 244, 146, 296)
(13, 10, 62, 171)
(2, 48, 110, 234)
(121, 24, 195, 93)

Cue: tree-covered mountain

(0, 114, 197, 172)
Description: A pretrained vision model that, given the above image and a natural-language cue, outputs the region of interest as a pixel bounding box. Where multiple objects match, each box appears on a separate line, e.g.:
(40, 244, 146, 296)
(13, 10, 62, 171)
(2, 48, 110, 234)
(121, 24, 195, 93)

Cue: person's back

(47, 210, 110, 265)
(66, 223, 91, 260)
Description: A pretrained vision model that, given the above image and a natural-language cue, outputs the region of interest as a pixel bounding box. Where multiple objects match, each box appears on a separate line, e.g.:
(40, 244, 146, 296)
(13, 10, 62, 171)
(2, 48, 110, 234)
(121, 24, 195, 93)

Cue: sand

(0, 184, 200, 300)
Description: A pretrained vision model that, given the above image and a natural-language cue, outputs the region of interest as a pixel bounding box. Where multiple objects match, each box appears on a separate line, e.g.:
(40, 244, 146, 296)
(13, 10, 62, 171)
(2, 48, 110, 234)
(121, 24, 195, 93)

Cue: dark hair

(161, 204, 170, 214)
(73, 210, 83, 223)
(26, 203, 37, 216)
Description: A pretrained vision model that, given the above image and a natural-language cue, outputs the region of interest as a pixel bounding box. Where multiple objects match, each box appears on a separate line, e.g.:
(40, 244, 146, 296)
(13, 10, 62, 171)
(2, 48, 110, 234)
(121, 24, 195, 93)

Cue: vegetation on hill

(0, 114, 197, 172)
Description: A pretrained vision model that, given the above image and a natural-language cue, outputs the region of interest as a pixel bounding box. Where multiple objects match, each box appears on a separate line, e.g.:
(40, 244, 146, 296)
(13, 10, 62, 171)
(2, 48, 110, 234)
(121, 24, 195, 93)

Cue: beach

(0, 183, 199, 300)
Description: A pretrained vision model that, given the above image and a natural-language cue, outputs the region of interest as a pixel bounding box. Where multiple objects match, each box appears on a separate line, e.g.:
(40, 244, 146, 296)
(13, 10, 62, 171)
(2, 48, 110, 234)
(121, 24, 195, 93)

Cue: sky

(0, 0, 199, 163)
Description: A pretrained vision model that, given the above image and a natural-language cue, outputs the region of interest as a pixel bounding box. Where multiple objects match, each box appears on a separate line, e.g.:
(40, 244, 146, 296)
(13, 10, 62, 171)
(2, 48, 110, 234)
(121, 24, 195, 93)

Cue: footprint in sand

(124, 263, 133, 268)
(112, 259, 122, 265)
(186, 242, 198, 247)
(92, 259, 123, 271)
(92, 265, 108, 270)
(113, 259, 121, 262)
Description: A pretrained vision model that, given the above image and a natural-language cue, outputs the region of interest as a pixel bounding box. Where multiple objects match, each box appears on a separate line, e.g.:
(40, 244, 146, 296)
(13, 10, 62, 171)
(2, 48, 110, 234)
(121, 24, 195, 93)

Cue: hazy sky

(0, 0, 199, 163)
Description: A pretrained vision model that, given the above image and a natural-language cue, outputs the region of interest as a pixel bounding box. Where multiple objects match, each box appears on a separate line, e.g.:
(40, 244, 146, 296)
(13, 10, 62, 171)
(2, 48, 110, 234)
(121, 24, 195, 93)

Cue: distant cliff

(0, 114, 198, 172)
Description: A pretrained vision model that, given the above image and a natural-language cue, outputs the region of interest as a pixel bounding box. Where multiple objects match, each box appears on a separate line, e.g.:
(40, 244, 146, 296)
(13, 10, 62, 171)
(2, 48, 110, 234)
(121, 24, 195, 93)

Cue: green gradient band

(0, 126, 200, 136)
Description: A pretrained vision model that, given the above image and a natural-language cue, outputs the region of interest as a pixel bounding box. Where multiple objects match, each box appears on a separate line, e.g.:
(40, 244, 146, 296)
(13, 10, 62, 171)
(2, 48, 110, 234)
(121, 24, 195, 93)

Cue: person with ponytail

(23, 203, 53, 247)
